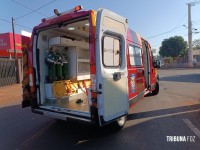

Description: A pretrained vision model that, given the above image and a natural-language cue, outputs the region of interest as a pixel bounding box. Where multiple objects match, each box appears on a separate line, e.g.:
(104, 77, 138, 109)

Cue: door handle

(99, 83, 102, 89)
(113, 72, 121, 81)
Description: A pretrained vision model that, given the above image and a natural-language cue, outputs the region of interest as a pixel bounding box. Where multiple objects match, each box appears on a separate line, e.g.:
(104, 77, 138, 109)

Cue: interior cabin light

(85, 23, 90, 26)
(68, 27, 75, 30)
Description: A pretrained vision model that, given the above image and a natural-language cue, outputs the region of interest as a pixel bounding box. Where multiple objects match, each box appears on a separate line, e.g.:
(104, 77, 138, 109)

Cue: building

(193, 49, 200, 62)
(0, 32, 30, 58)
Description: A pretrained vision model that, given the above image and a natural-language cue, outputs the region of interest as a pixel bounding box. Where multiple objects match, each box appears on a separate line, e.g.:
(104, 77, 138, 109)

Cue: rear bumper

(32, 107, 92, 122)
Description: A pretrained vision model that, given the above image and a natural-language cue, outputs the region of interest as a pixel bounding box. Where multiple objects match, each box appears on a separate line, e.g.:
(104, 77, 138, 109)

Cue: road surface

(0, 68, 200, 150)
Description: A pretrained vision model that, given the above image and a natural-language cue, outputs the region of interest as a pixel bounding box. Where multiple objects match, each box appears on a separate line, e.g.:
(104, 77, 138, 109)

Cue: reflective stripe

(91, 74, 96, 91)
(29, 74, 33, 83)
(29, 68, 35, 92)
(29, 81, 33, 87)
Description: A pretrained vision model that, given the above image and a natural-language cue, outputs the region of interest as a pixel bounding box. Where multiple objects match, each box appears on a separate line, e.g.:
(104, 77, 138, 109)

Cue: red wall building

(0, 33, 30, 58)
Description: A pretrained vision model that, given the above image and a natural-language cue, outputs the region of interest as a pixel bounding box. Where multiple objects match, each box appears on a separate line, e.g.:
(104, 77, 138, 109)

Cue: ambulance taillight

(29, 67, 35, 93)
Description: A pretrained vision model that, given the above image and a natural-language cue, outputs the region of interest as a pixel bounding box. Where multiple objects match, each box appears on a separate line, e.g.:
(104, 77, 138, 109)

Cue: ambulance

(22, 6, 160, 130)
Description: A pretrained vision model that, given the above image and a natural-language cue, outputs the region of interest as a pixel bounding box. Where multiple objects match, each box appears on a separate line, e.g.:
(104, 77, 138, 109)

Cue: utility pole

(12, 17, 19, 83)
(187, 3, 193, 67)
(187, 1, 200, 67)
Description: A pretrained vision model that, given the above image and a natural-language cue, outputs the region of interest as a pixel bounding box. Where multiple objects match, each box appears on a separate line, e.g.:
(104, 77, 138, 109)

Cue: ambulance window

(103, 36, 120, 67)
(129, 45, 142, 66)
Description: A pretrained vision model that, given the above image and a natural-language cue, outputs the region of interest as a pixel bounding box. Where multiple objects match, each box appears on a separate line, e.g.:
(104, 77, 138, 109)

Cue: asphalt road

(0, 69, 200, 150)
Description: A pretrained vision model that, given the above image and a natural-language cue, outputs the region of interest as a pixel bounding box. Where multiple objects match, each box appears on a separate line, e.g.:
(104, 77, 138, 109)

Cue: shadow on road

(20, 109, 200, 150)
(160, 74, 200, 83)
(128, 104, 200, 120)
(1, 104, 200, 150)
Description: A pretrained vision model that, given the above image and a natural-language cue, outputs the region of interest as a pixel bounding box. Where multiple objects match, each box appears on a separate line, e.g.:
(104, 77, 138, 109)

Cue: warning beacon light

(54, 9, 60, 16)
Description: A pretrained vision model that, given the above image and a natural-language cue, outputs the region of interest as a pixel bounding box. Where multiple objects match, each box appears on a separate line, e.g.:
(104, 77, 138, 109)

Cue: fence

(161, 56, 200, 68)
(0, 58, 17, 87)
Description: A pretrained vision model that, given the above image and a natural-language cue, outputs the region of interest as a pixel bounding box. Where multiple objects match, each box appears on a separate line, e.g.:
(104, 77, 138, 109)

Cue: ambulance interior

(36, 17, 91, 114)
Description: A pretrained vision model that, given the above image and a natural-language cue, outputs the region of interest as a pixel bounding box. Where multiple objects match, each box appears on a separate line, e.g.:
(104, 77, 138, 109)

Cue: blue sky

(0, 0, 200, 53)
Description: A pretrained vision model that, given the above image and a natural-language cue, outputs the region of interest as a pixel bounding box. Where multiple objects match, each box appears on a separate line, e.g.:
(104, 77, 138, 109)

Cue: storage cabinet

(48, 37, 90, 80)
(67, 47, 90, 80)
(49, 36, 89, 49)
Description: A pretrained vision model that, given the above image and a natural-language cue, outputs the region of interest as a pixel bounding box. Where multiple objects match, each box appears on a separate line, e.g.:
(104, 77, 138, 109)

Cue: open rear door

(22, 49, 31, 108)
(95, 9, 128, 126)
(142, 40, 151, 89)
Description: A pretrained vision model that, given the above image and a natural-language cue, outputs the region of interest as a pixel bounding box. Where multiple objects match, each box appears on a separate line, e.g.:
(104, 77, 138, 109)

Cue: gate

(0, 58, 17, 87)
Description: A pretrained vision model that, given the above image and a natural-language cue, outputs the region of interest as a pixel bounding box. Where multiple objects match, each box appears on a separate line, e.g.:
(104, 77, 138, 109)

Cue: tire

(152, 81, 159, 95)
(111, 115, 127, 131)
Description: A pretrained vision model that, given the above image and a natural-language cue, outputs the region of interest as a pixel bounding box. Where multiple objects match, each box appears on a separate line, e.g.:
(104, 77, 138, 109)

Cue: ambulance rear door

(95, 9, 128, 125)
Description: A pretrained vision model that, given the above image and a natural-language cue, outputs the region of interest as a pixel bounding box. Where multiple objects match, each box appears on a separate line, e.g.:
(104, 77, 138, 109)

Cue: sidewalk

(0, 84, 22, 108)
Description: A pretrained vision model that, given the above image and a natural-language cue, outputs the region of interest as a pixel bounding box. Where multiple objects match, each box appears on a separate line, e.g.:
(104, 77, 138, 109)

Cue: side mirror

(153, 60, 161, 68)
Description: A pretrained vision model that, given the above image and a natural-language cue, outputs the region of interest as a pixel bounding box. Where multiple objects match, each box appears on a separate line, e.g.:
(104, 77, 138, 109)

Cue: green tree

(193, 39, 200, 50)
(159, 36, 187, 57)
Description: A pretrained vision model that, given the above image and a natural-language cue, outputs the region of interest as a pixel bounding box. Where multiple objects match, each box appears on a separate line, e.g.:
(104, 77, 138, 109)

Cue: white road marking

(20, 120, 56, 148)
(183, 119, 200, 139)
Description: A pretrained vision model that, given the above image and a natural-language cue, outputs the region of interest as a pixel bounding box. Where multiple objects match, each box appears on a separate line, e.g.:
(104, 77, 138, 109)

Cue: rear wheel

(152, 81, 159, 95)
(111, 115, 127, 130)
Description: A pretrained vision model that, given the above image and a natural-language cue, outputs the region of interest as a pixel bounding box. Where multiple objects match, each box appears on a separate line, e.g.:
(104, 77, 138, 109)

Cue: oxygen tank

(62, 61, 68, 79)
(55, 62, 62, 80)
(46, 48, 56, 82)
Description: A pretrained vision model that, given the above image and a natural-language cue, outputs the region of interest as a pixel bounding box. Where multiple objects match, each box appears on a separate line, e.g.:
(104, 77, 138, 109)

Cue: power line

(192, 21, 200, 26)
(11, 0, 48, 17)
(0, 17, 32, 30)
(16, 0, 56, 20)
(147, 25, 183, 39)
(15, 23, 32, 30)
(0, 18, 11, 24)
(174, 13, 187, 29)
(147, 12, 187, 39)
(148, 19, 199, 40)
(0, 0, 56, 32)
